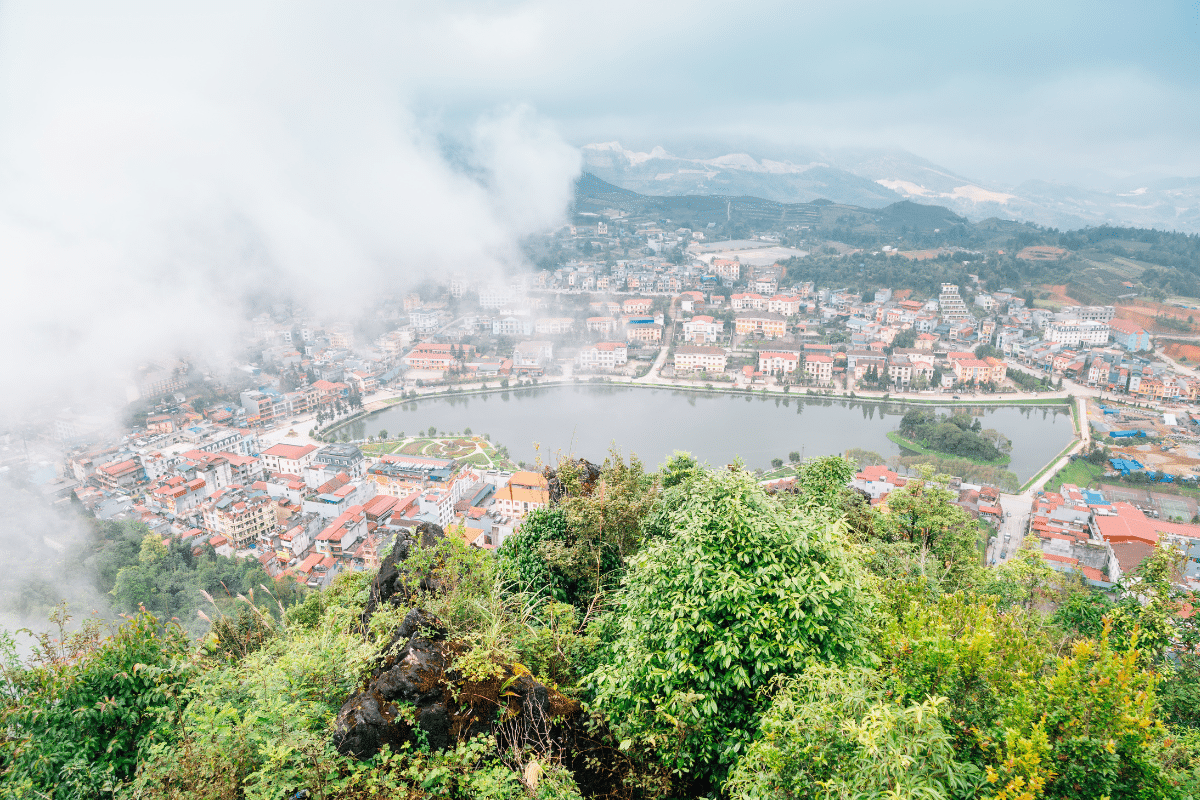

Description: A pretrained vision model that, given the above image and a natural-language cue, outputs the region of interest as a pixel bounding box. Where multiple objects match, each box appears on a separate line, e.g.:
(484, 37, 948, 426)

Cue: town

(26, 202, 1200, 600)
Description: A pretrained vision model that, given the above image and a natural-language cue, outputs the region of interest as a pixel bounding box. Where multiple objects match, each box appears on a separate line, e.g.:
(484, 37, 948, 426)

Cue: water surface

(346, 386, 1073, 481)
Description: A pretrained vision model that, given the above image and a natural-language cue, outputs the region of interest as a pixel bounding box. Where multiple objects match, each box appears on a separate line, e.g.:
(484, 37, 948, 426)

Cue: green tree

(726, 664, 978, 800)
(788, 450, 801, 463)
(875, 467, 984, 591)
(589, 466, 870, 788)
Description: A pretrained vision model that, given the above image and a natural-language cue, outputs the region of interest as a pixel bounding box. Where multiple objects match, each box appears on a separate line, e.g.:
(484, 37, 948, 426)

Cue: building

(674, 346, 727, 374)
(403, 343, 473, 370)
(1045, 320, 1110, 347)
(938, 283, 972, 322)
(1110, 319, 1151, 352)
(734, 312, 787, 339)
(492, 316, 535, 336)
(625, 321, 664, 344)
(731, 293, 766, 311)
(767, 295, 803, 316)
(759, 350, 799, 377)
(202, 487, 275, 550)
(804, 353, 834, 384)
(260, 443, 318, 476)
(535, 317, 575, 335)
(313, 444, 366, 480)
(576, 342, 628, 371)
(681, 315, 723, 343)
(492, 471, 549, 520)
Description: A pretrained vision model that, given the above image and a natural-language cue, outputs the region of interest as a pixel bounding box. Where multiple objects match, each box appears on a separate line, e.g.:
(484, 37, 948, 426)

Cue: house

(315, 506, 368, 556)
(682, 315, 723, 343)
(852, 466, 906, 501)
(492, 471, 549, 520)
(260, 443, 318, 476)
(735, 312, 787, 339)
(622, 297, 654, 315)
(674, 346, 728, 374)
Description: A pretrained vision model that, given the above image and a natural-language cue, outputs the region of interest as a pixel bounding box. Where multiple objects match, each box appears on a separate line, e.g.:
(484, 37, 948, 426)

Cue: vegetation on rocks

(3, 450, 1200, 799)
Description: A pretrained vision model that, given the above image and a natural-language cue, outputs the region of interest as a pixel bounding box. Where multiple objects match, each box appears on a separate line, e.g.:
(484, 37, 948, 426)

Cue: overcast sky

(402, 0, 1200, 186)
(0, 0, 1194, 424)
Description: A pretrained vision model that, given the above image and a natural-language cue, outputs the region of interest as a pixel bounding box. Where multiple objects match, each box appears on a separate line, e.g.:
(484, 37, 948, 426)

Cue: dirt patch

(1162, 341, 1200, 363)
(1115, 300, 1198, 335)
(1018, 246, 1069, 261)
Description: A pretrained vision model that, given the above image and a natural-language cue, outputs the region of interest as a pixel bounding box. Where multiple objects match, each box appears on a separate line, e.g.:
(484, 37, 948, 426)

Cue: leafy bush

(588, 466, 871, 788)
(0, 608, 191, 799)
(726, 664, 979, 800)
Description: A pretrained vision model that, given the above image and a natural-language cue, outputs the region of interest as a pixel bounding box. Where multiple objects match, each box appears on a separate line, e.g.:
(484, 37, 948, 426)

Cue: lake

(345, 386, 1075, 481)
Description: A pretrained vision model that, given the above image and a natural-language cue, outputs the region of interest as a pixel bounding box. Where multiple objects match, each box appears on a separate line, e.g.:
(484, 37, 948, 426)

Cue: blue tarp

(1109, 430, 1146, 438)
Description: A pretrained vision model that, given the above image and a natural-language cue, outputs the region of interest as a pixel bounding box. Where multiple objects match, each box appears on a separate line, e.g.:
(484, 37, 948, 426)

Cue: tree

(726, 665, 974, 800)
(427, 425, 437, 438)
(771, 457, 784, 469)
(875, 467, 984, 590)
(378, 429, 388, 441)
(589, 466, 870, 789)
(788, 451, 801, 463)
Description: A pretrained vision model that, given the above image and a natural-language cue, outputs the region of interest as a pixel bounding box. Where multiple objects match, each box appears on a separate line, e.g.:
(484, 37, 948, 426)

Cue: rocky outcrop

(544, 459, 602, 504)
(359, 521, 446, 627)
(331, 608, 580, 761)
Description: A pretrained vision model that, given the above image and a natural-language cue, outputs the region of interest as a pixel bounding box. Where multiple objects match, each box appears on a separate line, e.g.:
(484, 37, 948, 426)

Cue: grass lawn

(1044, 459, 1106, 493)
(886, 431, 1011, 467)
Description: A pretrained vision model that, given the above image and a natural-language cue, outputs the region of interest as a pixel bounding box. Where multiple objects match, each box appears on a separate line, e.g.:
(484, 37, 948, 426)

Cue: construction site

(1086, 397, 1200, 483)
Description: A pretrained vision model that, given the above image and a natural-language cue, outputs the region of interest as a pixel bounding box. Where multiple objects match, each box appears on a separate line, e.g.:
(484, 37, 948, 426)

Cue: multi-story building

(534, 317, 575, 335)
(682, 315, 723, 343)
(1045, 320, 1110, 347)
(735, 313, 787, 339)
(759, 350, 799, 377)
(576, 342, 628, 370)
(202, 487, 275, 550)
(938, 283, 973, 322)
(731, 293, 766, 311)
(586, 316, 618, 334)
(767, 295, 803, 316)
(804, 354, 834, 384)
(314, 444, 366, 480)
(625, 321, 664, 344)
(260, 443, 317, 476)
(1110, 319, 1151, 352)
(492, 471, 549, 520)
(674, 345, 727, 374)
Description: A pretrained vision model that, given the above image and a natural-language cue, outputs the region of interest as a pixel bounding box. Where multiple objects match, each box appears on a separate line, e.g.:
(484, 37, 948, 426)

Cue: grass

(1044, 459, 1106, 493)
(886, 431, 1011, 467)
(1020, 438, 1083, 494)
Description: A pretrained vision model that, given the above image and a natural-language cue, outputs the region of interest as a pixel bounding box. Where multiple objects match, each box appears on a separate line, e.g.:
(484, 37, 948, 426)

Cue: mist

(0, 2, 580, 626)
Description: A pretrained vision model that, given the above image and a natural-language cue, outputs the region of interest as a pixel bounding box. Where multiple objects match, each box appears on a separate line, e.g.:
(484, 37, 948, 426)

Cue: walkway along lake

(344, 385, 1076, 482)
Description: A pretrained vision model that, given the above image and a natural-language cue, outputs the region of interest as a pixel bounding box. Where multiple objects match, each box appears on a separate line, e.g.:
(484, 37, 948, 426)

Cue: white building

(1045, 320, 1110, 347)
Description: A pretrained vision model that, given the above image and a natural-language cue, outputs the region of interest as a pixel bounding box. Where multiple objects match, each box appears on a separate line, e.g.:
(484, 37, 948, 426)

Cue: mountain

(580, 141, 1200, 233)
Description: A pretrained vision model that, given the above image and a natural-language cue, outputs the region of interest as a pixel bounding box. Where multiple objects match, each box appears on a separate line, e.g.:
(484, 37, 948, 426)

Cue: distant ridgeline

(574, 172, 1200, 301)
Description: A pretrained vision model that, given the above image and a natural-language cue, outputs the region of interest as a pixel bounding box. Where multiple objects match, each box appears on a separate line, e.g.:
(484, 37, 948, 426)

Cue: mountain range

(580, 141, 1200, 233)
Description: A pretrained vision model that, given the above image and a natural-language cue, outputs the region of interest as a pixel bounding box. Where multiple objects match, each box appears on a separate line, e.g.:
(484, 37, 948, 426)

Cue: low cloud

(0, 2, 581, 425)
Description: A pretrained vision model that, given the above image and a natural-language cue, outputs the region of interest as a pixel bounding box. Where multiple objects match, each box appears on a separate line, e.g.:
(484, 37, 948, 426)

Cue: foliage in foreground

(3, 453, 1200, 800)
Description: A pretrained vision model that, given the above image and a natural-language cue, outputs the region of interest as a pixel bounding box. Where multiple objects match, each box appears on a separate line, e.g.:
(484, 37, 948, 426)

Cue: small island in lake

(889, 408, 1012, 466)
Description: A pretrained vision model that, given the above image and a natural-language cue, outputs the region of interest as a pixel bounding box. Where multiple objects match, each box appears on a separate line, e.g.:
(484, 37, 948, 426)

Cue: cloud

(0, 1, 580, 424)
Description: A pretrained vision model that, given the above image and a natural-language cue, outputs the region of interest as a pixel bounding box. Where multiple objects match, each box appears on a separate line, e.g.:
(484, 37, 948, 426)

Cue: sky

(403, 0, 1200, 186)
(0, 0, 1192, 419)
